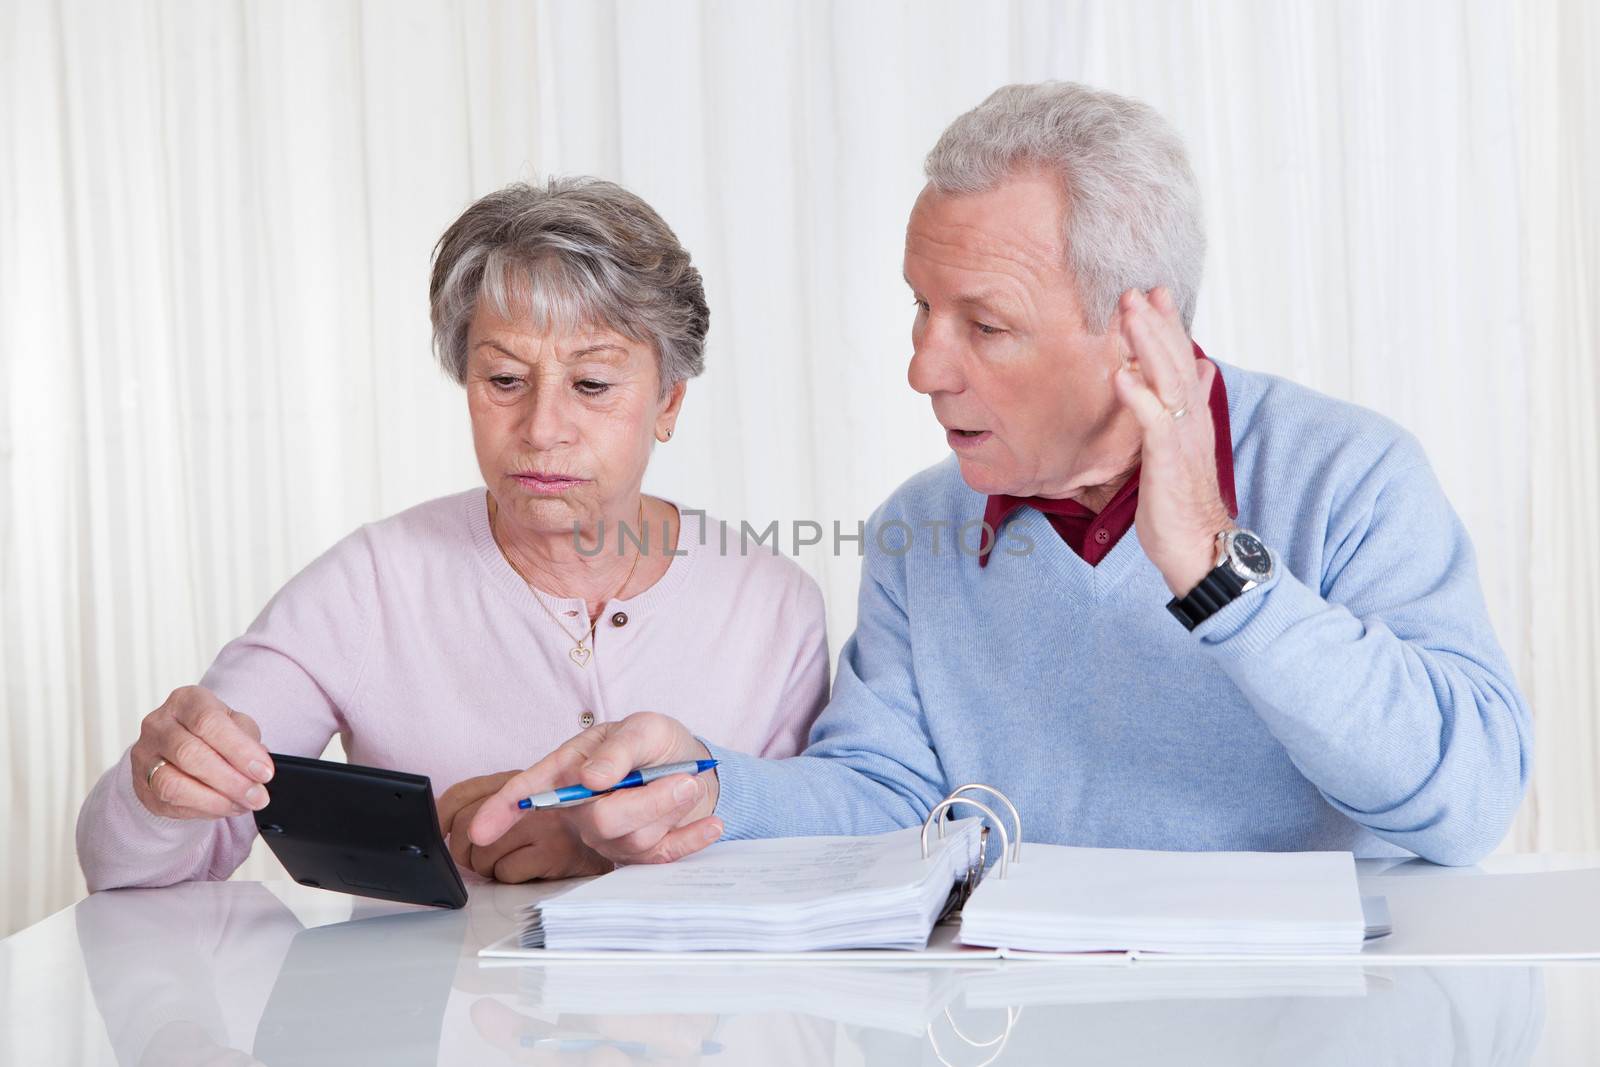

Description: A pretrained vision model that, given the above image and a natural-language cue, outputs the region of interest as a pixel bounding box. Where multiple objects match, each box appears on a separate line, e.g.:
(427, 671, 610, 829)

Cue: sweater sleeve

(1194, 455, 1532, 865)
(707, 535, 948, 839)
(75, 529, 378, 890)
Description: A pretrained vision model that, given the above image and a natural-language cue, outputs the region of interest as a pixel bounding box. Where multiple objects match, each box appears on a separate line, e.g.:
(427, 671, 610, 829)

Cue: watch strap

(1166, 561, 1249, 632)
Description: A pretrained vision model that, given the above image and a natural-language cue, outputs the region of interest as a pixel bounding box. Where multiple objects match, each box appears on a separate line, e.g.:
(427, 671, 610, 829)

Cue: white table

(5, 853, 1600, 1065)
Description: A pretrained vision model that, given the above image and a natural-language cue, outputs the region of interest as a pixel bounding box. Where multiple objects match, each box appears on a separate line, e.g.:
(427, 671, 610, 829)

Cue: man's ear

(1103, 302, 1134, 375)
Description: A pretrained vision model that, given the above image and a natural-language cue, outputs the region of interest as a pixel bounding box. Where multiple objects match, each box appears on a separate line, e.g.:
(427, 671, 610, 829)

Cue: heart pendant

(569, 645, 592, 668)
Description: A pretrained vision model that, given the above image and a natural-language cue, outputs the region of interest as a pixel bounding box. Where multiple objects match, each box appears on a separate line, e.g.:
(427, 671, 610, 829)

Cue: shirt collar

(978, 341, 1237, 567)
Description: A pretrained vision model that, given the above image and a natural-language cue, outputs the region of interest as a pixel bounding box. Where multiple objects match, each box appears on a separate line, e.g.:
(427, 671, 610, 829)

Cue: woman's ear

(656, 381, 686, 442)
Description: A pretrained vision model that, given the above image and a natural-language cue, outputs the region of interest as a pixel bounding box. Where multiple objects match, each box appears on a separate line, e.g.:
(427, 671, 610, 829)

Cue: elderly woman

(76, 178, 829, 888)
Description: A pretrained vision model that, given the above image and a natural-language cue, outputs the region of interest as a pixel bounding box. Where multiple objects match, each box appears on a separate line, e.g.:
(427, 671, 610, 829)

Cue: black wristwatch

(1166, 528, 1275, 631)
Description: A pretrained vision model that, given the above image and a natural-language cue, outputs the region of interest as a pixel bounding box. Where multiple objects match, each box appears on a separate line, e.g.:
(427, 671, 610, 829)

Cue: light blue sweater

(707, 362, 1532, 865)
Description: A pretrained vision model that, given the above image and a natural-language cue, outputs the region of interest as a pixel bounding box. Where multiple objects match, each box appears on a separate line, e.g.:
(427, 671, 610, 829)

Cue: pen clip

(548, 794, 603, 810)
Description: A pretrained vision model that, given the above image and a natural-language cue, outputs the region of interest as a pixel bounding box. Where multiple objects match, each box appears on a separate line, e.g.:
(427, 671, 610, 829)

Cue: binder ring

(945, 784, 1022, 863)
(920, 797, 1010, 879)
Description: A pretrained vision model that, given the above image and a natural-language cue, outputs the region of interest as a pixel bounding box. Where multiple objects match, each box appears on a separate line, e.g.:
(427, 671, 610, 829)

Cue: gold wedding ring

(146, 757, 169, 789)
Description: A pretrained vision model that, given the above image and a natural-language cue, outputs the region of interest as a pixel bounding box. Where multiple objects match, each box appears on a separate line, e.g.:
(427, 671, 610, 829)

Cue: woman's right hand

(130, 686, 275, 820)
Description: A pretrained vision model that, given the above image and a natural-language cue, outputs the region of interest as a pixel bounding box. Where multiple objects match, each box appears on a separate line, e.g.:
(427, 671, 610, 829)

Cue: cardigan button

(579, 710, 596, 729)
(610, 611, 629, 628)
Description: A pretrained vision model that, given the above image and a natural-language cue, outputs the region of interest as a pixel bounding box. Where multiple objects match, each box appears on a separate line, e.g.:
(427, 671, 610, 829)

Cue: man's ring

(1169, 405, 1190, 420)
(146, 758, 169, 789)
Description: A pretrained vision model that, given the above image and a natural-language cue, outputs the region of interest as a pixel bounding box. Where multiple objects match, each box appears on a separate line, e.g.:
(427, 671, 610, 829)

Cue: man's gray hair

(925, 81, 1205, 332)
(429, 178, 709, 391)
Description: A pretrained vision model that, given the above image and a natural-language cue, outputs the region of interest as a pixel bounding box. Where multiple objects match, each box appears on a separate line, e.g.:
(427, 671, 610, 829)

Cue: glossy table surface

(5, 853, 1600, 1065)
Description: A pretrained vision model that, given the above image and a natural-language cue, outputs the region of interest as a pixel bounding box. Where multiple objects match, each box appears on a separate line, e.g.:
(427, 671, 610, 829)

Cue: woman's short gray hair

(429, 178, 709, 391)
(924, 81, 1206, 332)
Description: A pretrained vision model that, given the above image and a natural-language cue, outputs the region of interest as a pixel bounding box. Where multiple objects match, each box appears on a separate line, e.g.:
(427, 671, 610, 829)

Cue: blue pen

(517, 759, 719, 810)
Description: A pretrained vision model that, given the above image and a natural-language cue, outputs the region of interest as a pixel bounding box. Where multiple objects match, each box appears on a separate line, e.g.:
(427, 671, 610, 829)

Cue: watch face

(1229, 531, 1273, 580)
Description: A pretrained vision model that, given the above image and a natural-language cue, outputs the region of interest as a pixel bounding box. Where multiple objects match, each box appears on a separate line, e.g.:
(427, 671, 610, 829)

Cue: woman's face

(466, 298, 684, 540)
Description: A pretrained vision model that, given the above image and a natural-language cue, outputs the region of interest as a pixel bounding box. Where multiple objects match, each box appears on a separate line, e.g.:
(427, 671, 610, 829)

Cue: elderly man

(471, 82, 1531, 868)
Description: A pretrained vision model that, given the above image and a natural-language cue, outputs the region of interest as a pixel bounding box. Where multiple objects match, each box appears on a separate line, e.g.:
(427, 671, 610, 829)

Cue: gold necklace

(493, 496, 646, 668)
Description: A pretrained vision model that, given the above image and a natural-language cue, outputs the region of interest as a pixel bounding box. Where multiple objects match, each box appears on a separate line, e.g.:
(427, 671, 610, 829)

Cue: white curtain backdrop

(2, 0, 1596, 938)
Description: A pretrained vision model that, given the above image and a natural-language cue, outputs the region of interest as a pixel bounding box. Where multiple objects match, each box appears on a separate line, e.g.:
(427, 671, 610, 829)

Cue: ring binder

(485, 779, 1369, 961)
(945, 784, 1023, 862)
(921, 783, 1023, 884)
(920, 797, 1011, 879)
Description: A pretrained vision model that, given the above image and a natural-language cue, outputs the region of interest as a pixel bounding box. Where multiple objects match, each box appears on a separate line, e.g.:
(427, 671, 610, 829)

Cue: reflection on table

(52, 879, 1563, 1065)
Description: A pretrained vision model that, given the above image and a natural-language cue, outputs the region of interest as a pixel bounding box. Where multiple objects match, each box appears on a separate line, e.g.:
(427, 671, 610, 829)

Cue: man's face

(903, 170, 1136, 499)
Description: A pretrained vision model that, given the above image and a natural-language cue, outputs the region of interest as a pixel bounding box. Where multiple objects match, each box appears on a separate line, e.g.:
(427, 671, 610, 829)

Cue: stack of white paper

(525, 821, 983, 952)
(958, 845, 1366, 956)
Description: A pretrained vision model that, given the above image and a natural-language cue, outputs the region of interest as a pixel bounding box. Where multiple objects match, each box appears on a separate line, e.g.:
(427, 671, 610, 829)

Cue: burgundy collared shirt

(979, 343, 1238, 567)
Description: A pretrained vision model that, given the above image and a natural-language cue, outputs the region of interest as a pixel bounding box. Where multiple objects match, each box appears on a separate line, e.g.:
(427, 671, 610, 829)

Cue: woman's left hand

(438, 770, 612, 882)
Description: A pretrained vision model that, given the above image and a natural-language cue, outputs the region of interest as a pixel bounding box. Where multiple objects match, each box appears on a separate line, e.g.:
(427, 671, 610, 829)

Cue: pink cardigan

(76, 490, 830, 890)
